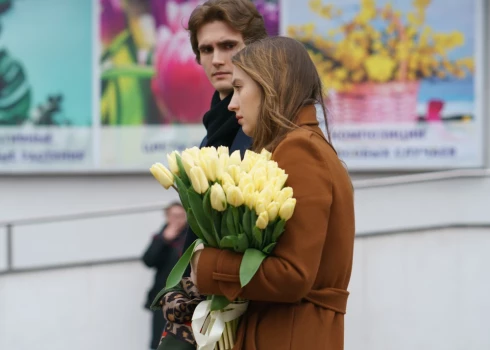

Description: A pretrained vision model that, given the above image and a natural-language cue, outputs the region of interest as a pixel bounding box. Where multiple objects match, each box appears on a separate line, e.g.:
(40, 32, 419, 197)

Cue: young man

(182, 0, 268, 275)
(154, 1, 268, 349)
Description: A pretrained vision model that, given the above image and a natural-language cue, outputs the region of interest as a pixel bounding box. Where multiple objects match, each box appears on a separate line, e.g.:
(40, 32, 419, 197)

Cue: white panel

(346, 228, 490, 350)
(2, 228, 490, 350)
(0, 227, 7, 272)
(354, 176, 490, 235)
(0, 262, 153, 350)
(12, 211, 164, 269)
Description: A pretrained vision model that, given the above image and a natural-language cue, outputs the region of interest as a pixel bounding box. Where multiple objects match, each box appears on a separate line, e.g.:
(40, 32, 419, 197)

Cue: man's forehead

(197, 22, 244, 46)
(198, 35, 243, 46)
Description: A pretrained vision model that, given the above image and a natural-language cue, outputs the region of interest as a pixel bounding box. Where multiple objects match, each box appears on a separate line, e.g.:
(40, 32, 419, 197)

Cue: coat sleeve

(195, 133, 333, 303)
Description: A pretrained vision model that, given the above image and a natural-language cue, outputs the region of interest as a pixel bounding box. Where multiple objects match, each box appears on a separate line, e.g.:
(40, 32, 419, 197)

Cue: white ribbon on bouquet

(192, 299, 249, 350)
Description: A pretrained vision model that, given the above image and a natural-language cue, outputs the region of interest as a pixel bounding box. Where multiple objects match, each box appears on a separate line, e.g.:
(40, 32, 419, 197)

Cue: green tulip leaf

(240, 248, 267, 287)
(165, 239, 203, 289)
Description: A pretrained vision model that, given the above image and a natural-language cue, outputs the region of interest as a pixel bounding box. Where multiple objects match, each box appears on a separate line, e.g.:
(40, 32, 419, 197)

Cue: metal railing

(0, 202, 168, 276)
(1, 168, 489, 275)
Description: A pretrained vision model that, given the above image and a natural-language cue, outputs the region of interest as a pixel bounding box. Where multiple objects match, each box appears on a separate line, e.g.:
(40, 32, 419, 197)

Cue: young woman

(190, 36, 356, 350)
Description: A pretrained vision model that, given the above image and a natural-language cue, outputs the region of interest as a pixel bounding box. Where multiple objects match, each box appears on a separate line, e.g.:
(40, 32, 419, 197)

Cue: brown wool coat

(196, 105, 355, 350)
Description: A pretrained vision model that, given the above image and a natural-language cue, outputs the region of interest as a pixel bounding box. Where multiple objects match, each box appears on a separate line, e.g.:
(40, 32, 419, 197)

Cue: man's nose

(212, 50, 225, 66)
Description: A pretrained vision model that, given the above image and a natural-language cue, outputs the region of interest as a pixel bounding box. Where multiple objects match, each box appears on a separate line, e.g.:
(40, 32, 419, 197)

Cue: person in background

(142, 201, 187, 350)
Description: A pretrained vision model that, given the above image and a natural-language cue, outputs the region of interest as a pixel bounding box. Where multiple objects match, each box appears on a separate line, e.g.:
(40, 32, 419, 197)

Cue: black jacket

(142, 225, 187, 308)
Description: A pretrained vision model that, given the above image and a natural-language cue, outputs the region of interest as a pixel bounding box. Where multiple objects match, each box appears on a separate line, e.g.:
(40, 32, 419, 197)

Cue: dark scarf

(202, 91, 240, 148)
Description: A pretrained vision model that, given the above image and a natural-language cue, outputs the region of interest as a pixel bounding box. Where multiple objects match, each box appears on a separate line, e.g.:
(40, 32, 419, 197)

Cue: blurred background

(1, 0, 489, 349)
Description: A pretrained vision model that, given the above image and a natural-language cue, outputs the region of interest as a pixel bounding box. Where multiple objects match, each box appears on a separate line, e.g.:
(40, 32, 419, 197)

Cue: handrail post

(6, 224, 13, 272)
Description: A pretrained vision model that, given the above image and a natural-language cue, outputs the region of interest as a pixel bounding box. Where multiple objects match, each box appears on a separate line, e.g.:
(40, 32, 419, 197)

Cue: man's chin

(212, 81, 233, 95)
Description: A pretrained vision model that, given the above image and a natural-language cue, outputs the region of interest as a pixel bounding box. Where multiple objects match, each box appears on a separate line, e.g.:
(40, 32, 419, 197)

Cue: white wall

(347, 227, 490, 350)
(0, 262, 153, 350)
(1, 227, 489, 350)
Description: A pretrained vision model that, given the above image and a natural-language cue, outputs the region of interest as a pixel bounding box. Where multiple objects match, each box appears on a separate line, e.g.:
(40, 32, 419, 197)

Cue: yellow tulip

(218, 152, 230, 177)
(217, 146, 229, 157)
(241, 150, 256, 172)
(256, 211, 269, 230)
(242, 184, 256, 208)
(182, 149, 200, 172)
(150, 163, 174, 189)
(253, 168, 267, 190)
(249, 158, 267, 175)
(221, 172, 235, 191)
(275, 187, 294, 206)
(181, 152, 195, 178)
(197, 156, 212, 182)
(238, 173, 254, 191)
(279, 198, 297, 221)
(227, 165, 242, 185)
(266, 201, 280, 221)
(254, 175, 267, 192)
(240, 159, 252, 173)
(189, 166, 209, 194)
(166, 151, 180, 175)
(226, 185, 245, 207)
(199, 154, 219, 182)
(228, 150, 241, 166)
(260, 148, 272, 160)
(210, 183, 227, 212)
(259, 185, 274, 204)
(272, 174, 289, 191)
(212, 155, 225, 181)
(266, 162, 286, 181)
(254, 198, 268, 216)
(186, 147, 201, 160)
(200, 146, 218, 159)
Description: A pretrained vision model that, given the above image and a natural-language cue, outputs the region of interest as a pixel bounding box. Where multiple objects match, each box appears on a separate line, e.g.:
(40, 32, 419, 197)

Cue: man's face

(165, 205, 187, 230)
(197, 21, 245, 100)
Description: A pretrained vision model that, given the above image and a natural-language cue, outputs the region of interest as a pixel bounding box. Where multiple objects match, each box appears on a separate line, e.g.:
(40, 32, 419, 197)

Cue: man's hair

(187, 0, 268, 63)
(164, 201, 183, 213)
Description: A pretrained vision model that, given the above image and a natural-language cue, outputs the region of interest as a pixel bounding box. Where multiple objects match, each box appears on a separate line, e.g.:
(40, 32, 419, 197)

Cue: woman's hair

(187, 0, 268, 64)
(232, 36, 331, 152)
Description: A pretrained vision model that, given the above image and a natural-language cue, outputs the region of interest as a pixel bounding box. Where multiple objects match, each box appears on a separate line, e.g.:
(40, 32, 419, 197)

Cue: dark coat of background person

(143, 224, 187, 349)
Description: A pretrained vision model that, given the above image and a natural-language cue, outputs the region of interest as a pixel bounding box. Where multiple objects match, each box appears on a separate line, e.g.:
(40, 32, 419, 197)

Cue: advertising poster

(283, 0, 484, 170)
(0, 0, 94, 172)
(99, 0, 279, 170)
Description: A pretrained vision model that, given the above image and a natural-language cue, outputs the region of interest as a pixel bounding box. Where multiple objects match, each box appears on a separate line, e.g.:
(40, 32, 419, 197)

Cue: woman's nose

(228, 95, 238, 112)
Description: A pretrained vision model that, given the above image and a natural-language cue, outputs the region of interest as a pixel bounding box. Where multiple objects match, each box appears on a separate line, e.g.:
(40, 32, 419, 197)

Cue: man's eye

(225, 43, 236, 50)
(200, 47, 212, 54)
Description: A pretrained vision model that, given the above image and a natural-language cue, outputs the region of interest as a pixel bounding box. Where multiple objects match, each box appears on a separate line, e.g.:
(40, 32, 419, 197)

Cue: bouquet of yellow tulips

(150, 146, 296, 350)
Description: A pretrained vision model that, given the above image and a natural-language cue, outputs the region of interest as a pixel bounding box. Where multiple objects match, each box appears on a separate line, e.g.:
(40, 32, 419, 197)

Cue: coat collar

(296, 105, 320, 127)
